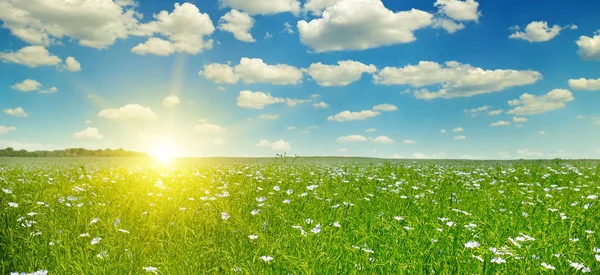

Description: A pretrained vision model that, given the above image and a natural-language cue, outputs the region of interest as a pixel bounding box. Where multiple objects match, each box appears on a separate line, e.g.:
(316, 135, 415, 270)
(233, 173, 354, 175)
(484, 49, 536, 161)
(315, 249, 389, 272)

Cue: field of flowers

(1, 158, 599, 274)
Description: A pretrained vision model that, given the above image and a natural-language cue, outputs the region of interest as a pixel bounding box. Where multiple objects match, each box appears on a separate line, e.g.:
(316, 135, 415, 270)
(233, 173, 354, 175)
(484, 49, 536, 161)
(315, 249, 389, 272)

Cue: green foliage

(0, 147, 148, 157)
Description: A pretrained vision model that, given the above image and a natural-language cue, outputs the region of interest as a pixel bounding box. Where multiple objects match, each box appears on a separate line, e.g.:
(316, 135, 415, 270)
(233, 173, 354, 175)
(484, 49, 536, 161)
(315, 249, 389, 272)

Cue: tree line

(0, 147, 148, 157)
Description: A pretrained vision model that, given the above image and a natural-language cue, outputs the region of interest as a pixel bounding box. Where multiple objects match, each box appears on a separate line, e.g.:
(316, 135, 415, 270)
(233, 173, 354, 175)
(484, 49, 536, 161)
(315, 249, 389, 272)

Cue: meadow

(1, 157, 599, 274)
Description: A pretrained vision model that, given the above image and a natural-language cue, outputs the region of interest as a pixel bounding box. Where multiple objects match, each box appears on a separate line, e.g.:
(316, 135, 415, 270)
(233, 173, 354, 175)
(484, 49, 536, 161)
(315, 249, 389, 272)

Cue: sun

(150, 142, 178, 163)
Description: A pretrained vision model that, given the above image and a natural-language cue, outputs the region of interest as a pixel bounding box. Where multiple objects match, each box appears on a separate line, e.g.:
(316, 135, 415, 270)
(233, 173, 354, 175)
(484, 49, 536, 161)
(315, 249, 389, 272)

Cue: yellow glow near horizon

(150, 141, 179, 163)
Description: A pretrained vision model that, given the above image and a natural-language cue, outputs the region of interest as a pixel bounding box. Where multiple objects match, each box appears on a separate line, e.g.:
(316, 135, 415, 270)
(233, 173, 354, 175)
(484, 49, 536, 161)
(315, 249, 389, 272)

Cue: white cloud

(256, 139, 271, 147)
(509, 21, 562, 42)
(200, 58, 303, 85)
(465, 105, 489, 113)
(513, 117, 528, 123)
(507, 89, 574, 115)
(4, 107, 28, 117)
(453, 127, 464, 132)
(440, 129, 446, 133)
(297, 0, 434, 52)
(373, 136, 394, 144)
(490, 120, 511, 127)
(403, 139, 417, 144)
(308, 60, 377, 86)
(259, 114, 279, 120)
(568, 78, 600, 91)
(434, 0, 480, 22)
(0, 0, 139, 48)
(488, 109, 504, 116)
(73, 127, 103, 140)
(97, 104, 158, 120)
(218, 9, 255, 42)
(328, 110, 380, 122)
(337, 134, 368, 143)
(219, 0, 301, 15)
(366, 128, 376, 133)
(64, 57, 81, 72)
(433, 18, 465, 34)
(286, 98, 309, 107)
(0, 125, 17, 135)
(313, 101, 329, 108)
(133, 3, 214, 56)
(576, 32, 600, 60)
(11, 79, 41, 92)
(283, 22, 294, 34)
(375, 61, 542, 99)
(372, 104, 397, 112)
(39, 87, 58, 94)
(194, 119, 226, 133)
(303, 0, 342, 16)
(270, 140, 291, 151)
(454, 135, 466, 140)
(237, 91, 285, 109)
(162, 95, 180, 107)
(0, 46, 61, 67)
(285, 126, 295, 130)
(539, 131, 546, 135)
(336, 147, 347, 152)
(199, 63, 239, 84)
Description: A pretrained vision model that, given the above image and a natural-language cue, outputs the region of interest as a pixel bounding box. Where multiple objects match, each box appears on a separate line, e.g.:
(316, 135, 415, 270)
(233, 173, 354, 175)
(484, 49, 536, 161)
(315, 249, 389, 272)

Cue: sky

(1, 0, 600, 159)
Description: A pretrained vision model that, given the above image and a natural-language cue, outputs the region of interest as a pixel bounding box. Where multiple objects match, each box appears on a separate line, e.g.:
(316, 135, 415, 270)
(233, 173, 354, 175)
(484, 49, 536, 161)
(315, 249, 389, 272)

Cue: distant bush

(0, 147, 148, 157)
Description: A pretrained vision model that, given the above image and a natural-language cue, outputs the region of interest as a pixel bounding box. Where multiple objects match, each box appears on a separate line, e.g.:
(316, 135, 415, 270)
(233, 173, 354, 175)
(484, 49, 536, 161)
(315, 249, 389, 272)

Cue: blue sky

(1, 0, 600, 159)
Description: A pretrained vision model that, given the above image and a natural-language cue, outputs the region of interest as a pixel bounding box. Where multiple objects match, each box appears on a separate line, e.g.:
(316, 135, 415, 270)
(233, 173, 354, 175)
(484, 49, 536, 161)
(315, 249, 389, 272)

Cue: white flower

(595, 254, 600, 262)
(446, 221, 455, 227)
(96, 250, 108, 259)
(491, 257, 506, 264)
(332, 221, 341, 228)
(79, 233, 90, 238)
(248, 234, 259, 240)
(402, 226, 414, 231)
(570, 261, 588, 271)
(286, 189, 293, 195)
(90, 237, 101, 245)
(311, 224, 321, 234)
(305, 218, 313, 224)
(118, 229, 130, 234)
(89, 217, 100, 225)
(472, 255, 484, 262)
(541, 262, 555, 270)
(142, 266, 158, 274)
(464, 241, 480, 249)
(251, 209, 259, 215)
(113, 218, 120, 226)
(393, 216, 404, 221)
(282, 199, 291, 204)
(221, 212, 230, 220)
(2, 188, 12, 194)
(8, 202, 18, 208)
(260, 256, 273, 262)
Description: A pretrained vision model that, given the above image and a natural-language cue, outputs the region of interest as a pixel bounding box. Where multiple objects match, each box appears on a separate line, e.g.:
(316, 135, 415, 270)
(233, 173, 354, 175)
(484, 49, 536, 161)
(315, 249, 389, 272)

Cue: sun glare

(151, 142, 178, 163)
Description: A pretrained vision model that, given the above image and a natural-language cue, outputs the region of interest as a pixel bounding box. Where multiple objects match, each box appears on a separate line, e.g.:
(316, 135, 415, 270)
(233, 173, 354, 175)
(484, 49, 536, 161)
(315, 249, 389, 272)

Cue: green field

(1, 158, 599, 274)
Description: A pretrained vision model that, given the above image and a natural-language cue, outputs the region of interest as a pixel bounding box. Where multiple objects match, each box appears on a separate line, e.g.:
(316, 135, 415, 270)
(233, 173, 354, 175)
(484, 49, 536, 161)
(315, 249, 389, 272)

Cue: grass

(1, 157, 599, 274)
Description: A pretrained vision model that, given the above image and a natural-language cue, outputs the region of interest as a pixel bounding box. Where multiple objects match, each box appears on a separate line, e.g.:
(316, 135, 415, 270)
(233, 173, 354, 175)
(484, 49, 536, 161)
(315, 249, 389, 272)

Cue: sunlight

(149, 139, 179, 164)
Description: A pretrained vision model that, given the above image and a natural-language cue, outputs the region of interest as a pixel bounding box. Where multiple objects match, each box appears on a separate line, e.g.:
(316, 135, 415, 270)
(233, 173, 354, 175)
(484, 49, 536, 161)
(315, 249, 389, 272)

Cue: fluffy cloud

(0, 0, 140, 48)
(259, 114, 279, 120)
(365, 128, 376, 133)
(133, 3, 214, 56)
(372, 136, 394, 144)
(256, 139, 291, 151)
(375, 61, 542, 99)
(454, 135, 466, 140)
(73, 127, 103, 140)
(303, 0, 342, 16)
(507, 89, 574, 115)
(0, 46, 61, 67)
(65, 57, 81, 72)
(453, 127, 464, 132)
(297, 0, 433, 52)
(434, 0, 480, 22)
(488, 109, 504, 116)
(162, 95, 180, 107)
(286, 99, 309, 107)
(328, 110, 380, 122)
(237, 91, 285, 109)
(218, 9, 255, 42)
(11, 79, 41, 92)
(0, 125, 17, 135)
(313, 101, 329, 108)
(490, 120, 511, 126)
(513, 117, 528, 123)
(372, 104, 398, 111)
(307, 60, 376, 86)
(200, 58, 303, 85)
(509, 21, 562, 42)
(403, 139, 417, 144)
(576, 31, 600, 60)
(194, 119, 226, 133)
(568, 78, 600, 91)
(4, 107, 28, 117)
(337, 135, 368, 143)
(440, 129, 446, 133)
(219, 0, 301, 15)
(39, 87, 58, 94)
(464, 105, 489, 114)
(97, 104, 158, 120)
